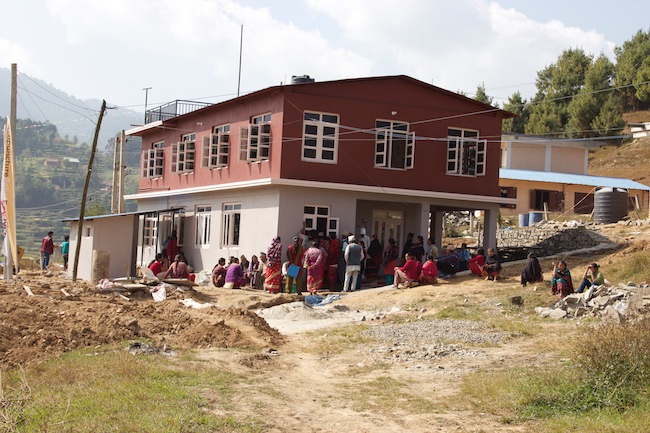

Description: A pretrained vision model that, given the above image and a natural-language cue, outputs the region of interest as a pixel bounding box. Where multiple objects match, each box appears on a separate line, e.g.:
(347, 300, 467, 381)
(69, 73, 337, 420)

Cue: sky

(0, 0, 648, 115)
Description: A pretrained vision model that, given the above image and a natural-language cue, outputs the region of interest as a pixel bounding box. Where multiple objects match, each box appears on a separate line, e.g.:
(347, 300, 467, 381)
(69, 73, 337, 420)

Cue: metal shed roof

(500, 168, 650, 191)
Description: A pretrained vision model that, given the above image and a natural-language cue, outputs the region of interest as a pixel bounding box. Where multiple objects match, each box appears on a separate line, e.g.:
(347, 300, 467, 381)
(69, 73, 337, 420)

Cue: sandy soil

(1, 222, 647, 432)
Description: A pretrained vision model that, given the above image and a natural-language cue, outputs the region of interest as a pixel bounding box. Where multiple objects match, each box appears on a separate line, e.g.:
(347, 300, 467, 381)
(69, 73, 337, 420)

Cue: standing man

(343, 235, 364, 292)
(61, 235, 70, 271)
(41, 231, 55, 270)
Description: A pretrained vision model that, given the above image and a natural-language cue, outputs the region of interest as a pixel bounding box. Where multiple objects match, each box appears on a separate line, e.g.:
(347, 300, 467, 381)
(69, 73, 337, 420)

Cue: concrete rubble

(535, 282, 650, 322)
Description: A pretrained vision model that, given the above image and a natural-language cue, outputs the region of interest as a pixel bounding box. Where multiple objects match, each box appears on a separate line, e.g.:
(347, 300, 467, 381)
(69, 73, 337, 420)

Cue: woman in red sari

(468, 248, 486, 277)
(303, 240, 324, 295)
(265, 236, 283, 293)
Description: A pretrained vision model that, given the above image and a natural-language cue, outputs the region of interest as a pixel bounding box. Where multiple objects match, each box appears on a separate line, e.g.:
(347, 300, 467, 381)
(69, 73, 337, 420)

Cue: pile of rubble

(536, 282, 650, 322)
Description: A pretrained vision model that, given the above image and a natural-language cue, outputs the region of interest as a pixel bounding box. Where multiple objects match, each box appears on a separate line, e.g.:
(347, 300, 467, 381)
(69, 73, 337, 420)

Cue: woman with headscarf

(265, 236, 283, 293)
(303, 239, 324, 295)
(521, 253, 543, 286)
(551, 259, 573, 297)
(247, 255, 261, 289)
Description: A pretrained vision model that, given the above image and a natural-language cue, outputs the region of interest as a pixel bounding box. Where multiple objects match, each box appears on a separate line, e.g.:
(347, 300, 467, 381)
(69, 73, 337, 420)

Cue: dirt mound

(0, 276, 283, 368)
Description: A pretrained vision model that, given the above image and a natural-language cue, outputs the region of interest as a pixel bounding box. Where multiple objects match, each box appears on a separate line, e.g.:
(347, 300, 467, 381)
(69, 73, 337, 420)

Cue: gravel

(361, 319, 511, 368)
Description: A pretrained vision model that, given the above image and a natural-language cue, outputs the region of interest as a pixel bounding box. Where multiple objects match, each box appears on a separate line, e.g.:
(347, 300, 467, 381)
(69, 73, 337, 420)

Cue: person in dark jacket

(521, 253, 543, 286)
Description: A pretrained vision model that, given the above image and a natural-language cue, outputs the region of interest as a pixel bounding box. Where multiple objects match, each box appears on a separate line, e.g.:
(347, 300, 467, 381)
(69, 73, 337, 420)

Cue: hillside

(588, 110, 650, 187)
(0, 67, 142, 147)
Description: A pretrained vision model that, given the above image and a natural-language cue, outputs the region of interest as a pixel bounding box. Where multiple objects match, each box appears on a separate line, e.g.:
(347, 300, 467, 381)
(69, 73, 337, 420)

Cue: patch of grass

(308, 323, 374, 356)
(2, 346, 265, 433)
(605, 250, 650, 283)
(341, 376, 438, 415)
(459, 317, 650, 431)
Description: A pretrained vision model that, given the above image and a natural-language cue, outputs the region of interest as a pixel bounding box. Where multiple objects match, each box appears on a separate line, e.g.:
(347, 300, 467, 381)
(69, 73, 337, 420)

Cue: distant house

(630, 122, 650, 139)
(119, 75, 516, 273)
(63, 157, 80, 168)
(44, 157, 61, 168)
(499, 133, 649, 216)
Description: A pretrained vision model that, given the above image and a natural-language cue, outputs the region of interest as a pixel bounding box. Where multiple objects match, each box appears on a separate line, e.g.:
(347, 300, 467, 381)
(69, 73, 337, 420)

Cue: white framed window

(303, 205, 339, 239)
(202, 125, 230, 168)
(142, 141, 164, 178)
(195, 205, 212, 248)
(143, 216, 157, 246)
(222, 203, 241, 247)
(239, 113, 271, 162)
(302, 111, 339, 163)
(446, 128, 486, 176)
(171, 133, 195, 173)
(374, 120, 415, 170)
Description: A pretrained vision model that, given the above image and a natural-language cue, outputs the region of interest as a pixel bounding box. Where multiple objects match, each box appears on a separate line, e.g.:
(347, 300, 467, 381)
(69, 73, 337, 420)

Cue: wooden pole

(72, 100, 106, 282)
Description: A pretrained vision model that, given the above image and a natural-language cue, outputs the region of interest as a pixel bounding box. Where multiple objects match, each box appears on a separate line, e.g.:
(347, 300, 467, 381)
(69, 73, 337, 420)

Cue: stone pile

(535, 282, 650, 322)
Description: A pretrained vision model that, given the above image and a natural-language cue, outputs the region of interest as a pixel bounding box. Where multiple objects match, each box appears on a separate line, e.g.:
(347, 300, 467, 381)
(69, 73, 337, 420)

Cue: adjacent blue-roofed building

(498, 134, 649, 216)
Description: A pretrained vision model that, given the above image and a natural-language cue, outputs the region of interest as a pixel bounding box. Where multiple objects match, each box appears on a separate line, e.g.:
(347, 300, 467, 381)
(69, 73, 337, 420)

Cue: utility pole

(143, 87, 151, 123)
(111, 136, 119, 213)
(119, 129, 125, 213)
(4, 64, 17, 281)
(72, 100, 106, 282)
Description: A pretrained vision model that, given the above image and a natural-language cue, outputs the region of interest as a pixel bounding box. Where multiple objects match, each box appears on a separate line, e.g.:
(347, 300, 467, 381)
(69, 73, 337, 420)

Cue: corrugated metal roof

(500, 168, 650, 191)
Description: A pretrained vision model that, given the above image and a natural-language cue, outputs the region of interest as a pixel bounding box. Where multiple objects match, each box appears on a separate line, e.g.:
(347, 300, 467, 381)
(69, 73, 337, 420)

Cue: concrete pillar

(482, 205, 499, 250)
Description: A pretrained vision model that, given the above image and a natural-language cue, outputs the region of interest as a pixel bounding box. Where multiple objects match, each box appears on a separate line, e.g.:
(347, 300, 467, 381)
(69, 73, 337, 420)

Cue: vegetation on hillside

(490, 29, 650, 141)
(4, 118, 138, 257)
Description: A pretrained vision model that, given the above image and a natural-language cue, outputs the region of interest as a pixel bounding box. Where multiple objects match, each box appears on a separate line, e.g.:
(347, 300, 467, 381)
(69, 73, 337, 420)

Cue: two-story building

(124, 75, 515, 273)
(499, 133, 649, 217)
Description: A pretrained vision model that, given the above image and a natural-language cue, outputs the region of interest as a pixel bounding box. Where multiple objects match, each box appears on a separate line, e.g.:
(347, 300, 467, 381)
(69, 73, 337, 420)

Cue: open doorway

(371, 210, 404, 253)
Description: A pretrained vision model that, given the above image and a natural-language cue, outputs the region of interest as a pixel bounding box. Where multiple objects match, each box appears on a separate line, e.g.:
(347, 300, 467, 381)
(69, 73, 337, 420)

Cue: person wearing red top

(393, 253, 419, 289)
(419, 255, 439, 284)
(149, 253, 164, 278)
(41, 231, 55, 270)
(468, 248, 487, 277)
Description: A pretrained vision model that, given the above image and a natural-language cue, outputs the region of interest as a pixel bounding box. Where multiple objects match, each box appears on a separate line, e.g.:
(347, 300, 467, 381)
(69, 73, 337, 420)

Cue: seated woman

(148, 253, 165, 279)
(484, 248, 501, 281)
(163, 254, 191, 280)
(521, 253, 543, 286)
(468, 248, 486, 277)
(224, 257, 246, 289)
(211, 257, 227, 287)
(393, 253, 420, 289)
(419, 255, 438, 285)
(551, 260, 574, 297)
(455, 243, 471, 272)
(436, 248, 459, 278)
(576, 263, 604, 293)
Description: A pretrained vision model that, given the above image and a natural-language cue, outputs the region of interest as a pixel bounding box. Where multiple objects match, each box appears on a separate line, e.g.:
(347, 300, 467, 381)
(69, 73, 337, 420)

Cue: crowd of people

(195, 226, 506, 294)
(147, 227, 606, 299)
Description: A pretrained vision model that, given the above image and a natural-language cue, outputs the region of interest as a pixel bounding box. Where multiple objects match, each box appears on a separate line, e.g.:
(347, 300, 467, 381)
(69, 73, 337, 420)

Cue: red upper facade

(130, 75, 512, 197)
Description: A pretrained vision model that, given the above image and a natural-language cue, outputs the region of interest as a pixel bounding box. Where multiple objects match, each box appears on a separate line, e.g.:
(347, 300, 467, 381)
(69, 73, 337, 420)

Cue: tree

(566, 55, 619, 138)
(473, 83, 495, 107)
(527, 48, 594, 135)
(614, 29, 650, 110)
(502, 91, 530, 133)
(525, 100, 562, 135)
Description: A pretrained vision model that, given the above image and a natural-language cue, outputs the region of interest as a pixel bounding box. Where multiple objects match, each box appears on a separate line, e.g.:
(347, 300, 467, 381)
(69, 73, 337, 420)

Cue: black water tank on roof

(594, 187, 629, 224)
(291, 75, 315, 84)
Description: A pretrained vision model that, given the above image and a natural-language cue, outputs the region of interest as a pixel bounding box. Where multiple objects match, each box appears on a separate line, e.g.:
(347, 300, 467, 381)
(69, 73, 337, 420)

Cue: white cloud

(305, 0, 616, 100)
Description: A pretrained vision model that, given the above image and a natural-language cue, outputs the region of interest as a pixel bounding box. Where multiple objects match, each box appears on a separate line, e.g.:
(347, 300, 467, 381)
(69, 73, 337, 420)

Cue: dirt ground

(1, 222, 648, 432)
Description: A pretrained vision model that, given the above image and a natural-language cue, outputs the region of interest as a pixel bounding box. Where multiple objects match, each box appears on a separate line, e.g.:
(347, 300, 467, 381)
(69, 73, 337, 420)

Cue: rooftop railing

(145, 100, 213, 124)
